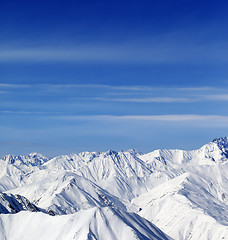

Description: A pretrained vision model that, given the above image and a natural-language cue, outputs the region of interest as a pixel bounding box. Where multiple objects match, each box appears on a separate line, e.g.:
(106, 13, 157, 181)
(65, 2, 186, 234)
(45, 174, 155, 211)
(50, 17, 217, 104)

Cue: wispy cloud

(177, 87, 219, 91)
(117, 115, 228, 121)
(50, 114, 228, 122)
(1, 84, 228, 108)
(0, 47, 153, 63)
(0, 83, 222, 92)
(0, 83, 164, 91)
(0, 84, 31, 88)
(1, 39, 228, 64)
(83, 97, 193, 103)
(207, 94, 228, 101)
(39, 84, 159, 91)
(0, 110, 65, 114)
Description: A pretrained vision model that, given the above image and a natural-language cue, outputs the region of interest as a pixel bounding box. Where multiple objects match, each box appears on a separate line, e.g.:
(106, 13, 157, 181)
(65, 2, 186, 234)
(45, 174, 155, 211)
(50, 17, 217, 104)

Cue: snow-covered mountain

(0, 207, 171, 240)
(132, 170, 228, 240)
(0, 137, 228, 239)
(8, 171, 128, 215)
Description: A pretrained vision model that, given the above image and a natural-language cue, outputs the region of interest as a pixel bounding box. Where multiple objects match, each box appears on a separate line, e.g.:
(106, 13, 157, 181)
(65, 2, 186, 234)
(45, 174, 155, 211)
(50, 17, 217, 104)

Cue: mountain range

(0, 137, 228, 239)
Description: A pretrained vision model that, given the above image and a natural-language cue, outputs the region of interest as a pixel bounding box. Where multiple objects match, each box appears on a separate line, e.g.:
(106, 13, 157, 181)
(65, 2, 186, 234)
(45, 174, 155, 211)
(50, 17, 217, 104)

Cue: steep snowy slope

(0, 207, 172, 240)
(8, 171, 128, 215)
(37, 150, 153, 201)
(132, 165, 228, 240)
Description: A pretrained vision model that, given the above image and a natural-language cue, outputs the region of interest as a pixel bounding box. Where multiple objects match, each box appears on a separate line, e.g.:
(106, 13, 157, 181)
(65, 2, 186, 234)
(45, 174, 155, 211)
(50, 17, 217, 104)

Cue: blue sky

(1, 0, 228, 156)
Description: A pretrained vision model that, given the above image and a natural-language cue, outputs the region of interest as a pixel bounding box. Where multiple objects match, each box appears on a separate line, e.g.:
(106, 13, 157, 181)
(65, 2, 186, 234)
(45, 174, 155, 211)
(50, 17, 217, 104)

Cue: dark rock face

(213, 137, 228, 159)
(0, 193, 39, 214)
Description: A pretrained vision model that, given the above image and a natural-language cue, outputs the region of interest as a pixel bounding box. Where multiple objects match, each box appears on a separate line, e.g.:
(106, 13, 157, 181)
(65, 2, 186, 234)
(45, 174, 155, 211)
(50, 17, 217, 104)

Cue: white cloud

(117, 115, 228, 121)
(0, 84, 31, 88)
(0, 47, 148, 63)
(0, 110, 64, 114)
(208, 94, 228, 101)
(0, 83, 222, 92)
(2, 83, 228, 105)
(50, 114, 228, 122)
(1, 39, 227, 64)
(89, 97, 193, 103)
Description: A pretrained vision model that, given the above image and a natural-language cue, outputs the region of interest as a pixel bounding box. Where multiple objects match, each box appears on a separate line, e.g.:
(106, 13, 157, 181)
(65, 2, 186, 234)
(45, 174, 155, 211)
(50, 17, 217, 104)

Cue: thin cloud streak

(119, 115, 228, 121)
(39, 84, 158, 91)
(84, 97, 193, 103)
(0, 84, 31, 88)
(51, 114, 228, 122)
(0, 83, 222, 91)
(1, 83, 228, 106)
(176, 87, 219, 91)
(1, 41, 228, 64)
(0, 47, 156, 63)
(2, 83, 228, 104)
(207, 94, 228, 101)
(0, 110, 65, 114)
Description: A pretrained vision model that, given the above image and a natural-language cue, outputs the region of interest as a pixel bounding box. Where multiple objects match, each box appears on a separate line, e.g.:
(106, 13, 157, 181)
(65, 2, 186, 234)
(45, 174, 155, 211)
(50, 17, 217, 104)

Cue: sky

(1, 0, 228, 156)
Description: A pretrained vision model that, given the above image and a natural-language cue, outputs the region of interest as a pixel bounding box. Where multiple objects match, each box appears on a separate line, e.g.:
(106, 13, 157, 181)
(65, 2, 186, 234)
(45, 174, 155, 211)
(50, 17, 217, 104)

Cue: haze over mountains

(0, 137, 228, 240)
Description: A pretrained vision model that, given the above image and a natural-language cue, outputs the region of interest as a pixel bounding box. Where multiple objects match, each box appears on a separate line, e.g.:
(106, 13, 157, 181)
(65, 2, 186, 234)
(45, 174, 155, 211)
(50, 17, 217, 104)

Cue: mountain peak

(105, 150, 118, 156)
(212, 136, 228, 146)
(124, 149, 142, 155)
(212, 137, 228, 158)
(0, 152, 49, 166)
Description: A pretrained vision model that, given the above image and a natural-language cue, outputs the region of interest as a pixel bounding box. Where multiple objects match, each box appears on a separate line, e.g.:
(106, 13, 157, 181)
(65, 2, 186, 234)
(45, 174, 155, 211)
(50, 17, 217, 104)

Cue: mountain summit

(212, 136, 228, 158)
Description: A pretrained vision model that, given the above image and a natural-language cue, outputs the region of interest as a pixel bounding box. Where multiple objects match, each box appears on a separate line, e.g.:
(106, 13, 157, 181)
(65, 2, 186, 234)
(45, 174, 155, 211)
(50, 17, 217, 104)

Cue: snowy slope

(132, 170, 228, 240)
(131, 138, 228, 239)
(0, 153, 49, 191)
(42, 150, 152, 201)
(0, 207, 172, 240)
(8, 171, 128, 215)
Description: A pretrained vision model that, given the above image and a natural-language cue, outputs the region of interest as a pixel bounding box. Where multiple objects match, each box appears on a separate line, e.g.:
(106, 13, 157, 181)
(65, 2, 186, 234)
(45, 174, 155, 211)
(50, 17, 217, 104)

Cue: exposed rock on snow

(0, 193, 39, 214)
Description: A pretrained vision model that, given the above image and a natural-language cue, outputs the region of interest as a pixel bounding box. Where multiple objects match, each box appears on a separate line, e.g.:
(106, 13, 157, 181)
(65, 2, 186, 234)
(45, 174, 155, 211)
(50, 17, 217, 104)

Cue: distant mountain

(0, 137, 228, 239)
(1, 152, 49, 166)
